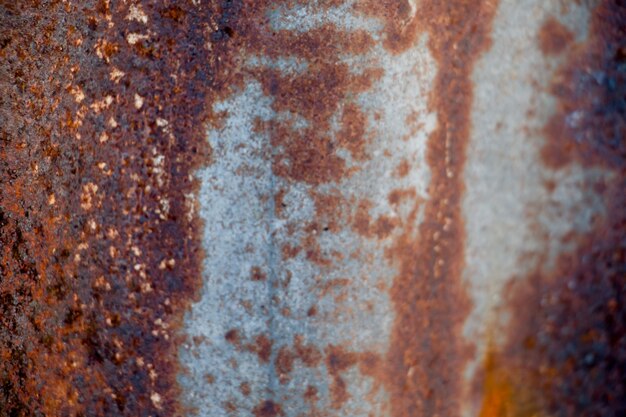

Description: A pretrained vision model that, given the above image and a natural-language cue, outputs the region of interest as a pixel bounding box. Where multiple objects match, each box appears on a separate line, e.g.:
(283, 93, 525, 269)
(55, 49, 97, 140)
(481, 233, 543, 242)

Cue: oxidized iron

(0, 1, 624, 417)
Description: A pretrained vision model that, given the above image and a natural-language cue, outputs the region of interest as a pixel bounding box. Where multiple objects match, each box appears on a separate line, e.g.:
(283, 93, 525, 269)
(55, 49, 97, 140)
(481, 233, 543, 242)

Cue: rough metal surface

(0, 1, 624, 417)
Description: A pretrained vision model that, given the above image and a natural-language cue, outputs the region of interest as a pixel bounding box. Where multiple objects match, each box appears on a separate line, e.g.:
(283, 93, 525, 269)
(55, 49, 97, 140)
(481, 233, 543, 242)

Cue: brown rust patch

(275, 346, 295, 384)
(272, 335, 322, 385)
(0, 1, 226, 415)
(538, 17, 574, 56)
(487, 2, 626, 416)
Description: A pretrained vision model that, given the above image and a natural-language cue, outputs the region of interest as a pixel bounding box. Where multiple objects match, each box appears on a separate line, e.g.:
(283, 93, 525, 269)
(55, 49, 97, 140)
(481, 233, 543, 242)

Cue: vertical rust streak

(382, 2, 498, 416)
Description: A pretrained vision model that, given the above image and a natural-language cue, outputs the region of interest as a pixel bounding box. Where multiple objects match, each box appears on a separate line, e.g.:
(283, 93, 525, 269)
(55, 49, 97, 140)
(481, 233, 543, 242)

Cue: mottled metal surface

(1, 1, 625, 417)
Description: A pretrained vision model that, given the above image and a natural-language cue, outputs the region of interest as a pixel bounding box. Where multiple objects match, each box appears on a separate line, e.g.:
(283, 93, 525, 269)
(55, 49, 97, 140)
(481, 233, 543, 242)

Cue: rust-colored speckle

(538, 17, 575, 56)
(304, 385, 318, 403)
(294, 335, 322, 367)
(272, 335, 323, 385)
(225, 329, 241, 346)
(239, 381, 251, 397)
(394, 160, 411, 178)
(250, 266, 267, 282)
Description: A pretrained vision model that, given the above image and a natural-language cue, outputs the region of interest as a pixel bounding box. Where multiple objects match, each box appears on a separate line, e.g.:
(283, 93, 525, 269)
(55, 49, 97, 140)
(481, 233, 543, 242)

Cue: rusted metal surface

(0, 2, 212, 415)
(0, 1, 625, 417)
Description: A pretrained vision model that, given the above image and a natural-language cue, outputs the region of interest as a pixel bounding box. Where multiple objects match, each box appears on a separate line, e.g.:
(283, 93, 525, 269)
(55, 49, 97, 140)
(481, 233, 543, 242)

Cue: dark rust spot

(250, 266, 267, 282)
(253, 400, 284, 417)
(538, 17, 574, 56)
(541, 3, 626, 169)
(225, 329, 241, 346)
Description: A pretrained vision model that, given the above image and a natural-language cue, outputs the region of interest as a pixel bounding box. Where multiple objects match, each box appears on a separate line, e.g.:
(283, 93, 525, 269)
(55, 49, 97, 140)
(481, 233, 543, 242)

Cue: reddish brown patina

(478, 2, 626, 416)
(0, 1, 219, 415)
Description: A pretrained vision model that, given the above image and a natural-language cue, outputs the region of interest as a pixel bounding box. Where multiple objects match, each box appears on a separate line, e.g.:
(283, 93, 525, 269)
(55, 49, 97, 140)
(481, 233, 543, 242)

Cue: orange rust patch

(394, 159, 411, 178)
(478, 353, 514, 417)
(338, 103, 370, 161)
(538, 17, 574, 56)
(351, 199, 399, 239)
(355, 0, 420, 54)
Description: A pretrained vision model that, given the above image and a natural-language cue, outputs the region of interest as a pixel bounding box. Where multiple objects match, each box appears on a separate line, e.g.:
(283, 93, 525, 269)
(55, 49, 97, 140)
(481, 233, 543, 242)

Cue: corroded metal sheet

(0, 1, 624, 417)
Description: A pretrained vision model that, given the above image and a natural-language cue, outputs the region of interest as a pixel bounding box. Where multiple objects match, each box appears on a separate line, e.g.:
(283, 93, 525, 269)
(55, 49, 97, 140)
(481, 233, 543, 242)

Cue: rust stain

(486, 2, 626, 417)
(474, 343, 546, 417)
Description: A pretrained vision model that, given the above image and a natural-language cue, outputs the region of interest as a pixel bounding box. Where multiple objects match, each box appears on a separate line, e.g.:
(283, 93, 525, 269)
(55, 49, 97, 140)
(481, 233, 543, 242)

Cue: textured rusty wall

(0, 1, 624, 417)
